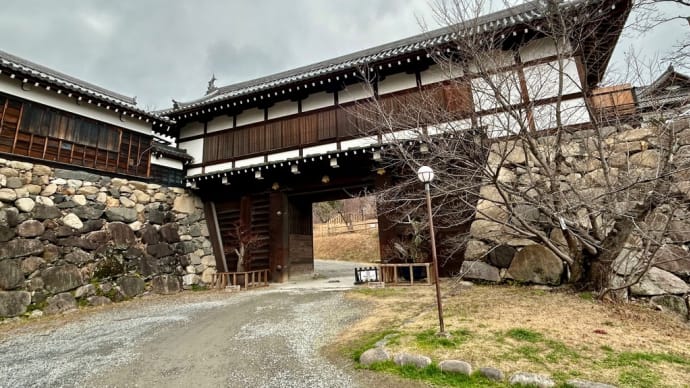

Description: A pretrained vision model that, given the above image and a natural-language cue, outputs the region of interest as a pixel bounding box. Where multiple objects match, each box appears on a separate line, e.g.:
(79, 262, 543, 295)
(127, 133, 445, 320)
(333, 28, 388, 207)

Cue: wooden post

(269, 192, 288, 282)
(204, 202, 229, 272)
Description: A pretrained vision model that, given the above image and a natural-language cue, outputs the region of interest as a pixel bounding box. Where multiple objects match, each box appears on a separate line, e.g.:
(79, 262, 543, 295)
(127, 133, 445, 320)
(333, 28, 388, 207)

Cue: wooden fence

(314, 212, 378, 237)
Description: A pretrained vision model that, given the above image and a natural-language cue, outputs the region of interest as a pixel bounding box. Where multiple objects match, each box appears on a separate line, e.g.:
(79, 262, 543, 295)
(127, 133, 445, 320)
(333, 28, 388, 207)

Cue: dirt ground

(0, 260, 416, 388)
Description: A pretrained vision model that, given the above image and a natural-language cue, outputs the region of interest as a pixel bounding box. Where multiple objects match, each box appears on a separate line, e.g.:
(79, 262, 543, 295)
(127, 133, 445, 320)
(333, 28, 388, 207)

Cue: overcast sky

(0, 1, 687, 110)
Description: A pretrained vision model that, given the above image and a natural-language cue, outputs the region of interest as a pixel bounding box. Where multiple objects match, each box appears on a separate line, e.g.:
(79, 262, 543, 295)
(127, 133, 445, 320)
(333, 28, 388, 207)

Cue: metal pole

(425, 182, 445, 334)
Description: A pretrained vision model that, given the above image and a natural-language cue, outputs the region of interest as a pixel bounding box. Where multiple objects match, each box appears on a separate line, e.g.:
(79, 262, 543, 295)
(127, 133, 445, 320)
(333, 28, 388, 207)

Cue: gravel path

(0, 260, 389, 388)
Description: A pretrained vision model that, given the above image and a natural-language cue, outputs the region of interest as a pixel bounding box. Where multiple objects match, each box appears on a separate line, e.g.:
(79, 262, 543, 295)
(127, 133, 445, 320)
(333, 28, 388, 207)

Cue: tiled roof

(0, 50, 172, 125)
(635, 65, 690, 109)
(161, 0, 573, 115)
(151, 141, 194, 161)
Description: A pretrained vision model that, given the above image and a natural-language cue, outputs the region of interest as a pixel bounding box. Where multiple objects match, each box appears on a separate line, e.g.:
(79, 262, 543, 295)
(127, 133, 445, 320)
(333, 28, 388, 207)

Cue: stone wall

(460, 119, 690, 318)
(0, 160, 215, 318)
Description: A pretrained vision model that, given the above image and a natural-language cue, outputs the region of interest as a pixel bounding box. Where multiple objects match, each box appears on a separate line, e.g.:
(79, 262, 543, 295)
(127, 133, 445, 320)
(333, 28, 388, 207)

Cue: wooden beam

(205, 201, 229, 272)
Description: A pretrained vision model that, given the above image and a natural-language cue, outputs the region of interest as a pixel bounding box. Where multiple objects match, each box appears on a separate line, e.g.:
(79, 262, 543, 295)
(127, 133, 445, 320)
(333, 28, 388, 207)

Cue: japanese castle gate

(160, 0, 631, 282)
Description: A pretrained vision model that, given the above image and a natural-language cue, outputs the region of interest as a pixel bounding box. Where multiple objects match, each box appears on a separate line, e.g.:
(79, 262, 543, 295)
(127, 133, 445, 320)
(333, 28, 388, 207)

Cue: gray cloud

(0, 1, 685, 110)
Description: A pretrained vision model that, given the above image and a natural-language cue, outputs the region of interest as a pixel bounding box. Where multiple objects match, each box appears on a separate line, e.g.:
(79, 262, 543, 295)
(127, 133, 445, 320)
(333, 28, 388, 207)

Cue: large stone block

(54, 169, 102, 183)
(630, 267, 690, 296)
(487, 244, 517, 268)
(151, 275, 181, 294)
(31, 205, 62, 220)
(464, 240, 490, 260)
(650, 295, 688, 317)
(72, 205, 105, 220)
(107, 222, 136, 250)
(0, 188, 17, 202)
(147, 243, 174, 258)
(359, 348, 390, 366)
(201, 267, 216, 283)
(393, 353, 432, 368)
(44, 292, 77, 315)
(62, 213, 84, 230)
(17, 220, 45, 237)
(460, 261, 501, 282)
(15, 197, 35, 213)
(0, 238, 44, 259)
(159, 223, 180, 243)
(438, 360, 472, 375)
(138, 255, 160, 277)
(139, 224, 160, 245)
(41, 265, 83, 293)
(9, 161, 33, 171)
(469, 220, 505, 242)
(21, 256, 45, 275)
(0, 259, 24, 290)
(173, 195, 201, 214)
(104, 207, 138, 223)
(118, 275, 145, 298)
(0, 291, 31, 317)
(629, 150, 659, 168)
(653, 245, 690, 280)
(507, 245, 563, 285)
(0, 225, 15, 242)
(64, 248, 92, 265)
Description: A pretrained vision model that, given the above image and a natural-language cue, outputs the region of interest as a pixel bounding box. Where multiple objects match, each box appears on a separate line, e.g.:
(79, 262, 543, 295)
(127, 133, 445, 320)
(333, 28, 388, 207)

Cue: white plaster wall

(302, 91, 335, 112)
(382, 129, 422, 143)
(0, 77, 152, 135)
(479, 111, 527, 138)
(377, 73, 417, 95)
(179, 138, 204, 164)
(339, 83, 374, 104)
(235, 107, 264, 127)
(340, 136, 378, 149)
(532, 98, 590, 131)
(151, 156, 184, 170)
(206, 115, 234, 134)
(204, 161, 234, 173)
(523, 58, 582, 101)
(234, 155, 265, 168)
(187, 167, 203, 176)
(468, 50, 515, 73)
(472, 71, 523, 112)
(427, 119, 472, 136)
(303, 143, 338, 156)
(420, 63, 464, 85)
(267, 100, 298, 120)
(519, 38, 559, 63)
(267, 149, 300, 162)
(179, 121, 204, 139)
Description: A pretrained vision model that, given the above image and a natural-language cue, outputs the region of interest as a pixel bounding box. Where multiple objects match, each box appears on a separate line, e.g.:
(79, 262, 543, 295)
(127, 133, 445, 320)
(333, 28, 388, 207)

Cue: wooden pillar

(269, 192, 288, 282)
(204, 201, 228, 272)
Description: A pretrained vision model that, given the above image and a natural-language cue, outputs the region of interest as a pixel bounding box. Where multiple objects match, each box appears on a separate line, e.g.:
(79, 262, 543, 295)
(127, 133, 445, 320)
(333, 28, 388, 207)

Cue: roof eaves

(0, 50, 173, 125)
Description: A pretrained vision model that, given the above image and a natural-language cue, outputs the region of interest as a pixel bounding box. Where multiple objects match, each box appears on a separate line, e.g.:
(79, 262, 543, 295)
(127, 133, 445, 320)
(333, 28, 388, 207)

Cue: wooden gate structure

(161, 0, 631, 282)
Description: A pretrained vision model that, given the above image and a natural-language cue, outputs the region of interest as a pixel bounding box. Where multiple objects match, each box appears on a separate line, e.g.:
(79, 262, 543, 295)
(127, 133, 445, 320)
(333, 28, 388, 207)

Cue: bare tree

(353, 0, 689, 300)
(631, 0, 690, 69)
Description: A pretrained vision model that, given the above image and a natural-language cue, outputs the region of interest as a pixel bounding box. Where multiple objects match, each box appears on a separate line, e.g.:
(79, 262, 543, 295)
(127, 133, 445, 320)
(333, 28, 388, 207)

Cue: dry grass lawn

(336, 283, 690, 387)
(313, 228, 380, 263)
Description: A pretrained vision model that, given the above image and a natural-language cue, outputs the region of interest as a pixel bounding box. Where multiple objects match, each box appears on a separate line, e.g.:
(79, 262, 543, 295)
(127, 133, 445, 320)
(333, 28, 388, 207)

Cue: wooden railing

(210, 269, 271, 290)
(379, 263, 434, 285)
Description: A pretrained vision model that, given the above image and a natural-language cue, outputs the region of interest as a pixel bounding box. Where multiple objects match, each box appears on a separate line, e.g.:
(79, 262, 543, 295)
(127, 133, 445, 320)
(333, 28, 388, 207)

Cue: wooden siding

(589, 84, 636, 121)
(0, 93, 152, 177)
(201, 84, 471, 165)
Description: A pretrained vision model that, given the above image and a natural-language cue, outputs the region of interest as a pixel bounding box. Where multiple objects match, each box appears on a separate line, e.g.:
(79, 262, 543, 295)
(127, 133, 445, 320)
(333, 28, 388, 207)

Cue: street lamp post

(417, 166, 445, 335)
